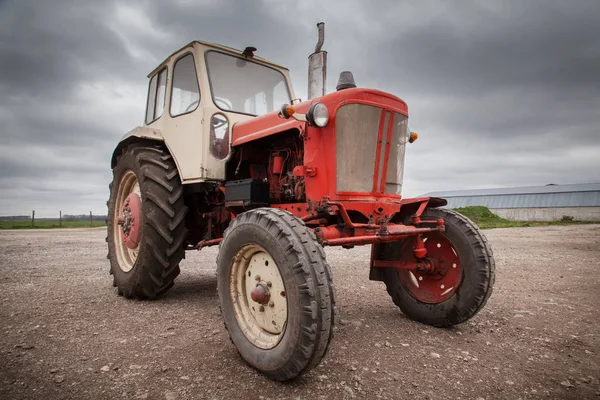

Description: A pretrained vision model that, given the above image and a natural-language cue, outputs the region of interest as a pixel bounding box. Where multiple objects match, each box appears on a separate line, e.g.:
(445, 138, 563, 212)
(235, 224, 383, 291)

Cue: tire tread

(217, 208, 335, 381)
(382, 208, 495, 327)
(107, 143, 188, 299)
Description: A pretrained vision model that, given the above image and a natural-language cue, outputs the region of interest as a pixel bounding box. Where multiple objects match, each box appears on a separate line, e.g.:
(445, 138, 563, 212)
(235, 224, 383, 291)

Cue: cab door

(162, 52, 205, 182)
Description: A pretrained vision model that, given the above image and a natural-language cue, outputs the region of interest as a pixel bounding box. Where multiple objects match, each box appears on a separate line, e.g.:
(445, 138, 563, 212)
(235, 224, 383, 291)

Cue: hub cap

(399, 232, 463, 304)
(113, 171, 141, 272)
(119, 192, 141, 249)
(230, 244, 288, 349)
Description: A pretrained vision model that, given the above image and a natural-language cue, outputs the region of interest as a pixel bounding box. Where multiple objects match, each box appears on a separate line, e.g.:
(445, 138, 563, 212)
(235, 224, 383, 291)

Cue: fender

(399, 196, 448, 209)
(111, 126, 166, 168)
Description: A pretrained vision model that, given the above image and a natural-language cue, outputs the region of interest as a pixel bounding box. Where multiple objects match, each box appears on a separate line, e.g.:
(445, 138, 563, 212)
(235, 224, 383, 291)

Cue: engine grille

(336, 104, 407, 195)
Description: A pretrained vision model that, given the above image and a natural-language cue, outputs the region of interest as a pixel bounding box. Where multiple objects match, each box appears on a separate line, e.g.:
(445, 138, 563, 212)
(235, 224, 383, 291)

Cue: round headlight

(307, 102, 329, 127)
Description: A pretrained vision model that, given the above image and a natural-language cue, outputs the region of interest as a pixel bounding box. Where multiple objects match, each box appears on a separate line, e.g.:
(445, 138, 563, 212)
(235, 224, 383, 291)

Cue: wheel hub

(399, 232, 463, 304)
(250, 283, 271, 305)
(230, 245, 288, 349)
(244, 251, 287, 335)
(118, 192, 141, 249)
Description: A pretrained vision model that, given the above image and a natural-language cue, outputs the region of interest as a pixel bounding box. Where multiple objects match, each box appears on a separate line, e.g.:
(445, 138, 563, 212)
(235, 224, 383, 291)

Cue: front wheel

(379, 208, 495, 327)
(217, 208, 335, 381)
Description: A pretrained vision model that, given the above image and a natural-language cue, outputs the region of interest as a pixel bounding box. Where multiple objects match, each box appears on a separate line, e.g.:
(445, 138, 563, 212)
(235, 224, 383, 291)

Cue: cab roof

(148, 40, 290, 78)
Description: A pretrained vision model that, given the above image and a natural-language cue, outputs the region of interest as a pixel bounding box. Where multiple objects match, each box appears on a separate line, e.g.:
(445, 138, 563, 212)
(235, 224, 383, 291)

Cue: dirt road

(1, 225, 599, 399)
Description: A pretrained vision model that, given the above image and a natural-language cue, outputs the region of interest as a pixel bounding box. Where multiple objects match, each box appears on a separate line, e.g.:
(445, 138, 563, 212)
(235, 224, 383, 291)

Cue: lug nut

(269, 301, 274, 308)
(266, 281, 272, 287)
(255, 275, 261, 281)
(259, 306, 265, 312)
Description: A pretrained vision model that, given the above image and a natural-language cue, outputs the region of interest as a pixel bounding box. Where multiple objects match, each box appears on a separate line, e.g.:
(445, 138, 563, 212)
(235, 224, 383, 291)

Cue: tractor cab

(135, 41, 295, 182)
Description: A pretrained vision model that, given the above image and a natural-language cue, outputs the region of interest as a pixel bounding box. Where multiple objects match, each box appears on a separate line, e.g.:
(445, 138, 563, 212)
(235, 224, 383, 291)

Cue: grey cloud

(338, 1, 600, 94)
(0, 0, 139, 96)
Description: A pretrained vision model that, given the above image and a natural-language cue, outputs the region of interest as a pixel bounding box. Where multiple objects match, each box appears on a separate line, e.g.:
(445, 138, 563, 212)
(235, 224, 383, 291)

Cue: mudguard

(110, 126, 165, 168)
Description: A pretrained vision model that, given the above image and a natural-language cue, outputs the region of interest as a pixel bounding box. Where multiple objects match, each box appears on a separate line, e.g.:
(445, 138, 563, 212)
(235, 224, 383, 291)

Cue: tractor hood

(231, 88, 408, 147)
(231, 102, 311, 146)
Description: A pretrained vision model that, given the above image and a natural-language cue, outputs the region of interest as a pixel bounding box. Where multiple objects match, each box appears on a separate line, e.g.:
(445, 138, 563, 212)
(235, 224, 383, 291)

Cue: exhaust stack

(308, 22, 327, 100)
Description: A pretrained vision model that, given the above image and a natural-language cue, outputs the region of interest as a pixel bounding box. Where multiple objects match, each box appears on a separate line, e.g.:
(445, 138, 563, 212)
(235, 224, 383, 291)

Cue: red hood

(232, 88, 408, 146)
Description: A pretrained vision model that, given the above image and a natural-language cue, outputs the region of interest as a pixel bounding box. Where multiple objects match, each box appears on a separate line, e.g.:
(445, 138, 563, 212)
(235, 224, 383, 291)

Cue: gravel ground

(0, 224, 599, 400)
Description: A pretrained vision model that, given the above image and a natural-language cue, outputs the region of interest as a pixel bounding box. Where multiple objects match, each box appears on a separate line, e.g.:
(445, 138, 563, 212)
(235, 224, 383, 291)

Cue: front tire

(107, 143, 188, 299)
(217, 208, 335, 381)
(379, 208, 495, 327)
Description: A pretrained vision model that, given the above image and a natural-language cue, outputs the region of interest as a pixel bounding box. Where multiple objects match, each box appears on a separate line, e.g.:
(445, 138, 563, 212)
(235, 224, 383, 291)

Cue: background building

(424, 183, 600, 221)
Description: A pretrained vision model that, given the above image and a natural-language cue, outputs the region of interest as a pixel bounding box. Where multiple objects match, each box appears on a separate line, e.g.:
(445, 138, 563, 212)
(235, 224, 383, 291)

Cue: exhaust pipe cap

(336, 71, 356, 91)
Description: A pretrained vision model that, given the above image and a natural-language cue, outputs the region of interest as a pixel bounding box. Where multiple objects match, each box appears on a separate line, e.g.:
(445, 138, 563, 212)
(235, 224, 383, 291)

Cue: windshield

(205, 51, 291, 116)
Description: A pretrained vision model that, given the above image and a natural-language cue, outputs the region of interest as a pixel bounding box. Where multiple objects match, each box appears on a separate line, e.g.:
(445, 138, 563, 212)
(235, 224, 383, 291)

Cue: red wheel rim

(119, 192, 141, 249)
(399, 232, 463, 304)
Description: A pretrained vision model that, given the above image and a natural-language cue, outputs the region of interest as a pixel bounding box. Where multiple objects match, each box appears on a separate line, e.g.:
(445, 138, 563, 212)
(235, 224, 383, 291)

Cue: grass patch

(453, 206, 596, 229)
(1, 207, 596, 231)
(0, 220, 106, 229)
(454, 206, 598, 229)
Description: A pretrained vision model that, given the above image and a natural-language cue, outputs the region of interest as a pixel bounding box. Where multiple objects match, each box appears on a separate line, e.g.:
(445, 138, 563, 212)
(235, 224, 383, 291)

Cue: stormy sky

(1, 0, 599, 217)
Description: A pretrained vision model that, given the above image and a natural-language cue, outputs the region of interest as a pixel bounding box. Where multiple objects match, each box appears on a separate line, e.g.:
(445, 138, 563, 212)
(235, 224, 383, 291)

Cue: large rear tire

(379, 208, 495, 327)
(107, 143, 188, 299)
(217, 208, 335, 381)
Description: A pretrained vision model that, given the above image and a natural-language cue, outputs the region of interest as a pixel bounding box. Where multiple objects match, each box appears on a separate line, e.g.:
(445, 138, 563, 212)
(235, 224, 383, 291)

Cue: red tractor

(107, 23, 495, 381)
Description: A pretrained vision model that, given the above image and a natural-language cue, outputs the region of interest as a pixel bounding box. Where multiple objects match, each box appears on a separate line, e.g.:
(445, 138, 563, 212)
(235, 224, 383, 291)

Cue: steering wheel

(184, 99, 200, 113)
(214, 97, 232, 111)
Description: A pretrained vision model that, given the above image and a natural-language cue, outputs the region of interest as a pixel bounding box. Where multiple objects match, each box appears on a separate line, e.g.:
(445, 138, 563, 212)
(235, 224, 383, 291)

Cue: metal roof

(149, 40, 289, 78)
(423, 183, 600, 209)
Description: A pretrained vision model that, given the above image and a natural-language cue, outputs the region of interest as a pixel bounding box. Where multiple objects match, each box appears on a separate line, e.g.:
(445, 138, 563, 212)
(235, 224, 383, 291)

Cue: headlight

(307, 102, 329, 127)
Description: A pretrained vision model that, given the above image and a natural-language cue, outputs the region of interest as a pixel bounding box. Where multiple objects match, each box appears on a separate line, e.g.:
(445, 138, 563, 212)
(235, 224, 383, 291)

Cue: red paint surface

(201, 88, 449, 250)
(398, 232, 463, 304)
(371, 109, 388, 193)
(378, 112, 395, 193)
(232, 88, 407, 146)
(272, 154, 284, 175)
(121, 193, 141, 249)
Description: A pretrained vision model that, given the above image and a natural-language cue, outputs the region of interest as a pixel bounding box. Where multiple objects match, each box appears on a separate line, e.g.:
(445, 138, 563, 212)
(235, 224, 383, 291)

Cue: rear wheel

(217, 208, 335, 381)
(379, 208, 495, 327)
(107, 143, 188, 299)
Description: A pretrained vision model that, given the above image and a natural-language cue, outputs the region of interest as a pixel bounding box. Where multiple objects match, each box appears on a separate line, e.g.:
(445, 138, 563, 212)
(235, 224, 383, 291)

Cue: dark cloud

(0, 0, 599, 216)
(0, 0, 139, 96)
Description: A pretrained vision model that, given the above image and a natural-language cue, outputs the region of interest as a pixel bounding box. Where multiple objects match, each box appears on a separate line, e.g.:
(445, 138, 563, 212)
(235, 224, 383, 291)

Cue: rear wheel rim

(230, 244, 288, 350)
(113, 170, 141, 273)
(399, 232, 463, 304)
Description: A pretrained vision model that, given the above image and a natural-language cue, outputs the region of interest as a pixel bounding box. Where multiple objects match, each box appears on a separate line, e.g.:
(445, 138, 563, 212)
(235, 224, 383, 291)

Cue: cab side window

(145, 68, 167, 124)
(170, 54, 200, 116)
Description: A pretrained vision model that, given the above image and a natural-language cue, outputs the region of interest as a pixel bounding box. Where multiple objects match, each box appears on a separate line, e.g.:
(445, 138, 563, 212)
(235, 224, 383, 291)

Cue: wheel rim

(399, 232, 463, 304)
(113, 170, 142, 273)
(230, 244, 288, 350)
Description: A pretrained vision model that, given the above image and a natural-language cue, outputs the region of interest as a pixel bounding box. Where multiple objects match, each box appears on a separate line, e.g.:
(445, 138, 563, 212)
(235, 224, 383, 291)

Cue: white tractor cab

(116, 41, 296, 182)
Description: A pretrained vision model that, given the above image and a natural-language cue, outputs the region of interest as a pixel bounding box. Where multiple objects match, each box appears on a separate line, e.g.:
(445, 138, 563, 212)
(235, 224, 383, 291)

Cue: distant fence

(0, 211, 107, 229)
